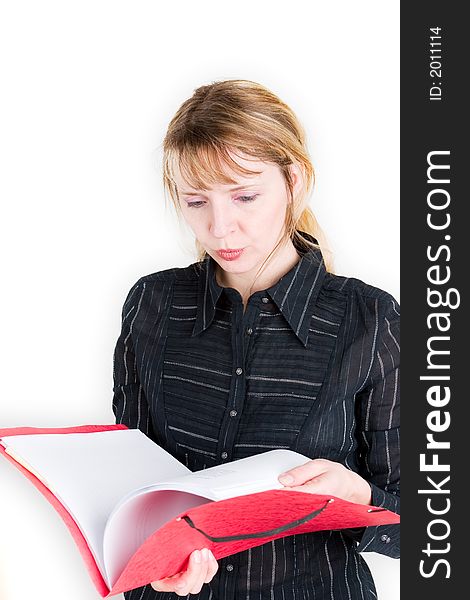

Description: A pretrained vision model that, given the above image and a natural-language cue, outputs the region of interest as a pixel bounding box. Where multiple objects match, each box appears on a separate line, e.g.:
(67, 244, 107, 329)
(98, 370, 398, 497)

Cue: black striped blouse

(112, 231, 400, 600)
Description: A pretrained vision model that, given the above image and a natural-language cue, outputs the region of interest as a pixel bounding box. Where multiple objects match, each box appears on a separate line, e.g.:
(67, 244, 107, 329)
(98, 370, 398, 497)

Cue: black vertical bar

(402, 2, 467, 597)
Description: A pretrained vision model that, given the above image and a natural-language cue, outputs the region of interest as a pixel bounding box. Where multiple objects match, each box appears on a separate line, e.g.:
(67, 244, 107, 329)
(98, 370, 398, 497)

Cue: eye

(186, 200, 205, 208)
(236, 194, 258, 203)
(185, 194, 258, 209)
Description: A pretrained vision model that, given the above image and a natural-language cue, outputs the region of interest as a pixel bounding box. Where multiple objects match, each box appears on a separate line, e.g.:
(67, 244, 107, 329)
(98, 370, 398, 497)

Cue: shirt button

(229, 409, 238, 417)
(235, 367, 243, 375)
(261, 296, 269, 303)
(381, 534, 391, 544)
(246, 327, 253, 335)
(221, 451, 228, 459)
(226, 564, 234, 572)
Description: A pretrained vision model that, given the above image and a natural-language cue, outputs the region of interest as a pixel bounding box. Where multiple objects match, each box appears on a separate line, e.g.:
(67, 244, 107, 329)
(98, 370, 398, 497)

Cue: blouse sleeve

(352, 293, 400, 558)
(111, 280, 157, 441)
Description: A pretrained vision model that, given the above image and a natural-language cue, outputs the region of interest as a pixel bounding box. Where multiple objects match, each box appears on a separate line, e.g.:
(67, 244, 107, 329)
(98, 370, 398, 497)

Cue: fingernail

(176, 581, 185, 589)
(202, 548, 208, 561)
(194, 550, 201, 563)
(279, 474, 294, 485)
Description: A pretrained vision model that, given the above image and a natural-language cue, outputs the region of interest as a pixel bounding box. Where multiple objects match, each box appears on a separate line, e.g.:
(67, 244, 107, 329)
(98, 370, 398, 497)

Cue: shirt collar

(191, 231, 326, 346)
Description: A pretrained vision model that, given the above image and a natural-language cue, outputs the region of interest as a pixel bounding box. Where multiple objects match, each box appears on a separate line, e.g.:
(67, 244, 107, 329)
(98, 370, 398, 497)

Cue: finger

(288, 479, 326, 494)
(278, 459, 332, 486)
(288, 471, 339, 496)
(150, 549, 203, 593)
(150, 570, 187, 593)
(203, 549, 219, 583)
(189, 548, 212, 593)
(174, 549, 207, 596)
(151, 576, 180, 592)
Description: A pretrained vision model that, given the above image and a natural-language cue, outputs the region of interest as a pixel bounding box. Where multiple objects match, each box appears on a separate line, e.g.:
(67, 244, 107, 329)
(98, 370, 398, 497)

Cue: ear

(288, 162, 304, 200)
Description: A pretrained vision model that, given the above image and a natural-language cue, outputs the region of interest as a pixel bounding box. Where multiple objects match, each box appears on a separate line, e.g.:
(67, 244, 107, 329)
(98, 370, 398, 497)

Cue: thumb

(278, 460, 329, 486)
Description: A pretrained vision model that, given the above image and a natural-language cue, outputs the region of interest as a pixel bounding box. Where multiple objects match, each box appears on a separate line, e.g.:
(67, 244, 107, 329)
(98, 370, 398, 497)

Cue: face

(173, 151, 302, 282)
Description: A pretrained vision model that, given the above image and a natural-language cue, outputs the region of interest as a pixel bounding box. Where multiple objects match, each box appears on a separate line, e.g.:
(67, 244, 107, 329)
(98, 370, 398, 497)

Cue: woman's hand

(278, 458, 372, 505)
(150, 548, 219, 596)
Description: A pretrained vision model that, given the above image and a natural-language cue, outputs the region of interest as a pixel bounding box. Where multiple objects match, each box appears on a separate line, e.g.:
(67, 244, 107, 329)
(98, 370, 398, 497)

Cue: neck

(215, 239, 300, 304)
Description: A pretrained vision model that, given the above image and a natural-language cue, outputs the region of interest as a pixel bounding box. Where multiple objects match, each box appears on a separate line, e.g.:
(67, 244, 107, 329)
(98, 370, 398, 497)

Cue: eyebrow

(180, 183, 262, 196)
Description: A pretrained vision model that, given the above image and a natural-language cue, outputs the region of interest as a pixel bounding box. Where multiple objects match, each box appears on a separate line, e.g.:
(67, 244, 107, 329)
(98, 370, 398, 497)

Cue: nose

(209, 201, 236, 239)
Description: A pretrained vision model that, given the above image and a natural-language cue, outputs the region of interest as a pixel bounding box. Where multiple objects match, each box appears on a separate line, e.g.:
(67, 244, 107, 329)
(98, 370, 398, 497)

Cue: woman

(112, 79, 400, 599)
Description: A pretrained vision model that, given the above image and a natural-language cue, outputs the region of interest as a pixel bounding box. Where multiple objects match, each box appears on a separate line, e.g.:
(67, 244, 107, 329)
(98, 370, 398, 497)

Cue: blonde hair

(162, 79, 334, 278)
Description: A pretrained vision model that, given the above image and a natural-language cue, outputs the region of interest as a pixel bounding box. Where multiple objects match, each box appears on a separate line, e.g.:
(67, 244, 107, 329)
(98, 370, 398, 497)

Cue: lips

(217, 248, 244, 261)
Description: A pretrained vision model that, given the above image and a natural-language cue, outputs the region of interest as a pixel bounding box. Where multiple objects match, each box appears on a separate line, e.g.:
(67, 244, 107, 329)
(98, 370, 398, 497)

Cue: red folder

(0, 424, 400, 597)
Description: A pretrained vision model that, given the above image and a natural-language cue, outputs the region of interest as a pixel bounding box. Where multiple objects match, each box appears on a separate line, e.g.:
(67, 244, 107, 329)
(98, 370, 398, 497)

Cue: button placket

(216, 294, 260, 464)
(241, 299, 260, 362)
(216, 298, 248, 463)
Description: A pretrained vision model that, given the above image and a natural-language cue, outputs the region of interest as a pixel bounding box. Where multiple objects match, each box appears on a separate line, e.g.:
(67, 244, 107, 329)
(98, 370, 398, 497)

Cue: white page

(103, 488, 211, 586)
(129, 448, 311, 500)
(102, 448, 311, 585)
(0, 429, 190, 586)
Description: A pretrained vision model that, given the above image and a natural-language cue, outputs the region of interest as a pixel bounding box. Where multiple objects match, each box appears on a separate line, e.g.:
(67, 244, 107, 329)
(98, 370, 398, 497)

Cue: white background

(0, 1, 400, 599)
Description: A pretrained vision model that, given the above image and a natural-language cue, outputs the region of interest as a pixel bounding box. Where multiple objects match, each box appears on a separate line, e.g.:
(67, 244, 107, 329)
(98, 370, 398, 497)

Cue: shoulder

(323, 274, 400, 379)
(323, 271, 400, 322)
(120, 261, 203, 316)
(128, 261, 201, 289)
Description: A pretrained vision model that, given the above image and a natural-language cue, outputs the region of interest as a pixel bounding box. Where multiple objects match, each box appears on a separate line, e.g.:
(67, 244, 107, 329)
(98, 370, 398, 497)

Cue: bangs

(168, 143, 264, 193)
